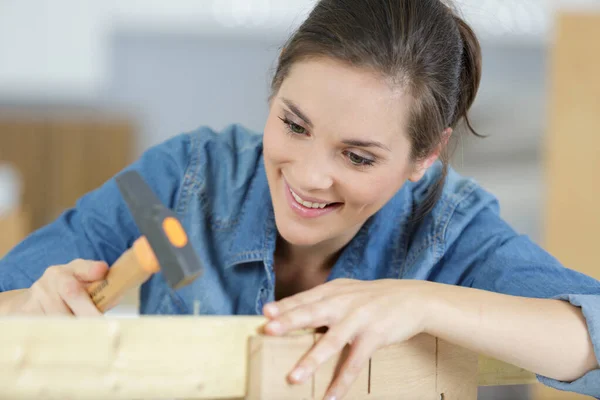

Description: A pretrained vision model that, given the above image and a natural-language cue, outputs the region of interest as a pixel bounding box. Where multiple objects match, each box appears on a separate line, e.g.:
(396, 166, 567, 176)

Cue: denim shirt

(1, 124, 599, 397)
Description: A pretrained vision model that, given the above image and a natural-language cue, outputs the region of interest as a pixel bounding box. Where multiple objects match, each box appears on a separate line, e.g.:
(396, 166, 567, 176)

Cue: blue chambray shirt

(1, 124, 599, 397)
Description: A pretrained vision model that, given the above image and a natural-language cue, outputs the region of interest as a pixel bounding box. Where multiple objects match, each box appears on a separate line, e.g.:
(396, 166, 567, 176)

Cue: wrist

(413, 280, 442, 336)
(0, 288, 31, 315)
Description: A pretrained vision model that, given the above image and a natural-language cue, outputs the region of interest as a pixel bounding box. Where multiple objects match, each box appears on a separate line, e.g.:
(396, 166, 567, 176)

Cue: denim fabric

(1, 124, 599, 397)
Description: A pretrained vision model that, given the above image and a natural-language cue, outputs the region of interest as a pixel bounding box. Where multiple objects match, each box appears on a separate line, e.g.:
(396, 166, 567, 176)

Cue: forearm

(422, 282, 599, 382)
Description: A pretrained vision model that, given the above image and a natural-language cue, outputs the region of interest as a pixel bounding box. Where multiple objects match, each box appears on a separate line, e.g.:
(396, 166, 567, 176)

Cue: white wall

(1, 0, 586, 102)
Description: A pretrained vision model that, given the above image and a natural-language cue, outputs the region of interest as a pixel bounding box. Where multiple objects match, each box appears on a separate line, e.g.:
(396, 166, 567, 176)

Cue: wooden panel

(48, 118, 133, 222)
(0, 112, 133, 232)
(369, 334, 437, 399)
(436, 339, 478, 400)
(543, 12, 600, 279)
(537, 10, 600, 400)
(0, 118, 51, 232)
(313, 333, 369, 399)
(0, 208, 29, 258)
(246, 335, 314, 400)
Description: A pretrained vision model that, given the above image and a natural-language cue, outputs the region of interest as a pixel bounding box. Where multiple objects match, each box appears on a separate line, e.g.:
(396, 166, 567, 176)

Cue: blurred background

(1, 1, 599, 399)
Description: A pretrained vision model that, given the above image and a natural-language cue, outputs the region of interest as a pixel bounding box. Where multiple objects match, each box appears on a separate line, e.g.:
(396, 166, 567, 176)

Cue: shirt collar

(225, 156, 276, 269)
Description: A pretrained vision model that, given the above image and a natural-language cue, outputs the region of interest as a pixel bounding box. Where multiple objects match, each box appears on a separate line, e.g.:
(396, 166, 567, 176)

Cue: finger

(34, 282, 73, 315)
(322, 334, 379, 400)
(68, 260, 109, 282)
(58, 276, 103, 317)
(265, 300, 344, 335)
(263, 285, 330, 318)
(288, 313, 365, 384)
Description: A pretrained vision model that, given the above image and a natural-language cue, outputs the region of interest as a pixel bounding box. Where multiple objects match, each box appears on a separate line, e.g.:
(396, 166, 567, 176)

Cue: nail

(290, 367, 306, 382)
(324, 395, 337, 400)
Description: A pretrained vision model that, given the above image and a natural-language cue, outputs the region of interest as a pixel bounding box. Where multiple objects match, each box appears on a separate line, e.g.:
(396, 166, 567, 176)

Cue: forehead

(278, 58, 412, 145)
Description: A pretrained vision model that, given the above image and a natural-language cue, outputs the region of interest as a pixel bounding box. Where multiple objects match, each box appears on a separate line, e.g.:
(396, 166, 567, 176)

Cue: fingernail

(264, 304, 279, 317)
(324, 395, 337, 400)
(267, 321, 282, 334)
(290, 367, 305, 382)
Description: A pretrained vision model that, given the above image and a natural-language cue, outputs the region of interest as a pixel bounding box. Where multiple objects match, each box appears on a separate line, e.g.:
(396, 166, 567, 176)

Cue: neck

(275, 225, 361, 273)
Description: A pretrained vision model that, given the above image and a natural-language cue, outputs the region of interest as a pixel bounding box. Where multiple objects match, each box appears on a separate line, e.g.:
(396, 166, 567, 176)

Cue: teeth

(289, 188, 329, 209)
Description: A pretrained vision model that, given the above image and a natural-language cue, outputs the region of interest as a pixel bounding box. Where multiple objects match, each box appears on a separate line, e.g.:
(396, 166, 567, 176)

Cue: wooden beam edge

(0, 316, 537, 399)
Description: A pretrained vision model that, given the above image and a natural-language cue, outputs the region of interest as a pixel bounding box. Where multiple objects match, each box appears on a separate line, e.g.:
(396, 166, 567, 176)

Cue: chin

(273, 216, 328, 247)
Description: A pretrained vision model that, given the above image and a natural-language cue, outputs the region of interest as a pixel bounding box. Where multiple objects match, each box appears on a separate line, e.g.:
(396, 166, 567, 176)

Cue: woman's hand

(262, 278, 431, 400)
(1, 259, 108, 316)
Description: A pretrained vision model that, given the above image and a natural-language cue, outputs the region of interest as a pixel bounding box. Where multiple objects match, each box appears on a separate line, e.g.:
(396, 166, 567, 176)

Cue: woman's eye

(279, 116, 307, 135)
(289, 122, 306, 134)
(347, 152, 374, 166)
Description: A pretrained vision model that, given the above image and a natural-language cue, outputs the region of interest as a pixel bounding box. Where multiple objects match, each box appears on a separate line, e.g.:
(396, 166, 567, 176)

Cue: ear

(408, 128, 452, 182)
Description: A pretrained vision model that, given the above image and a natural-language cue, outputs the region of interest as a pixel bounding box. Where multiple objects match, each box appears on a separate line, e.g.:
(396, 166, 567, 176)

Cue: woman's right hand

(11, 259, 109, 316)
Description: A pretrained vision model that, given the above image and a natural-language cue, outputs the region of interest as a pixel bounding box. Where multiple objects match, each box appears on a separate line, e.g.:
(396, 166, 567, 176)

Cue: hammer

(86, 170, 203, 312)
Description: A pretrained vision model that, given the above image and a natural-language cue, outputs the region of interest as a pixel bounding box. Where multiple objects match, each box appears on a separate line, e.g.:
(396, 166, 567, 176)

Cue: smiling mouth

(287, 186, 340, 209)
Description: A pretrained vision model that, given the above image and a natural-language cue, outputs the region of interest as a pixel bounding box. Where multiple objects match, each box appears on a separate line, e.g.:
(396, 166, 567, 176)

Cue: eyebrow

(342, 139, 391, 152)
(282, 98, 313, 127)
(281, 97, 391, 152)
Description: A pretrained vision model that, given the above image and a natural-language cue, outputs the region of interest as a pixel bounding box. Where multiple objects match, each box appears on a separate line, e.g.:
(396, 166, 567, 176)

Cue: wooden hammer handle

(87, 237, 160, 312)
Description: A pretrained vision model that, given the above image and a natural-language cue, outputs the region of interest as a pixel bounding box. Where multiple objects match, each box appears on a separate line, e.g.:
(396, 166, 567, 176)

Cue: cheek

(263, 116, 288, 163)
(344, 172, 406, 209)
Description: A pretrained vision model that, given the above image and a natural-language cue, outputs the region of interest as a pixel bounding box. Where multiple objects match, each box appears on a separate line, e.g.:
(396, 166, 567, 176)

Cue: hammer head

(115, 170, 203, 290)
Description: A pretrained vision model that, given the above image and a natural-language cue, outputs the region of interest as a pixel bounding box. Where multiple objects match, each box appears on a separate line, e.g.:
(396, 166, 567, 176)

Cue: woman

(1, 0, 599, 399)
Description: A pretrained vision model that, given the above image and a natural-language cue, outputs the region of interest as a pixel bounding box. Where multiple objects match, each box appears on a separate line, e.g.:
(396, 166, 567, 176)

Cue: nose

(292, 149, 334, 191)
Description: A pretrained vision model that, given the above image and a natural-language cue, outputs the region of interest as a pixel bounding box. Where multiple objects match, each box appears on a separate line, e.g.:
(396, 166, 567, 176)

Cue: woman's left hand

(262, 278, 432, 400)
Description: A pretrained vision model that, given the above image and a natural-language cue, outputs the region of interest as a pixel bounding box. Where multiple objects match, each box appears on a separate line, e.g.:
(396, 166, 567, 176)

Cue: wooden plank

(0, 316, 264, 399)
(48, 117, 133, 223)
(478, 355, 536, 386)
(0, 317, 537, 399)
(312, 333, 369, 399)
(369, 334, 437, 399)
(0, 208, 29, 257)
(436, 339, 478, 400)
(543, 11, 600, 282)
(0, 117, 52, 231)
(246, 335, 314, 400)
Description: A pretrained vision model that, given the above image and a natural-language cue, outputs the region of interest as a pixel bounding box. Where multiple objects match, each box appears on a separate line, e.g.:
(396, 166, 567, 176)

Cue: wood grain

(369, 334, 437, 399)
(436, 339, 478, 400)
(312, 333, 369, 399)
(0, 317, 537, 399)
(246, 335, 314, 400)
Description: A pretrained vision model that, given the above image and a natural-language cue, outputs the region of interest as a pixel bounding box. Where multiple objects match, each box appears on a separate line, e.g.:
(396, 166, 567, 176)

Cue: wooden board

(246, 335, 314, 400)
(0, 208, 29, 258)
(543, 11, 600, 282)
(369, 334, 436, 399)
(436, 339, 478, 400)
(537, 10, 600, 400)
(313, 333, 369, 399)
(0, 316, 264, 400)
(0, 112, 134, 232)
(0, 317, 536, 399)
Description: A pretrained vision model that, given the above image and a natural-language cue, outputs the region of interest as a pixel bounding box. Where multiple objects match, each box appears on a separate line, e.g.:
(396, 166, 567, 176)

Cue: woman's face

(263, 58, 432, 248)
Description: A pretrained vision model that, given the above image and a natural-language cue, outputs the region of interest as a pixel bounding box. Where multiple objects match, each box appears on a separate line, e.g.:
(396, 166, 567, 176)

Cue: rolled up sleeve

(438, 200, 600, 398)
(536, 293, 600, 398)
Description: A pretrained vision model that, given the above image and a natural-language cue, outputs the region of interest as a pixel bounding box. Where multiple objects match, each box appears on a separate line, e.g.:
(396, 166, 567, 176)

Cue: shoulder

(406, 162, 504, 262)
(135, 123, 264, 212)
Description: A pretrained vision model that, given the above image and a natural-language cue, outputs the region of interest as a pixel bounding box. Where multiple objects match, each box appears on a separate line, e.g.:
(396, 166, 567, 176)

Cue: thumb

(68, 260, 109, 282)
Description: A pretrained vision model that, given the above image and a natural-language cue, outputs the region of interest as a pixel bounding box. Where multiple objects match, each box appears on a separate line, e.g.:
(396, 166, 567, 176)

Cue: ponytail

(452, 15, 483, 137)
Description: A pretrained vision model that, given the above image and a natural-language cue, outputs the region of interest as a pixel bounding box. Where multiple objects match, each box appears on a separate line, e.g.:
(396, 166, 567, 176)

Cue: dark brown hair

(270, 0, 483, 218)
